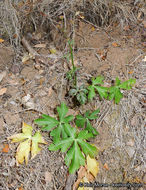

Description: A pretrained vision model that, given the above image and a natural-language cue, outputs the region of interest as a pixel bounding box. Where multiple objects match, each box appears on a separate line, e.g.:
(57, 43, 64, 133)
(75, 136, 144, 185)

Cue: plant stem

(68, 41, 77, 87)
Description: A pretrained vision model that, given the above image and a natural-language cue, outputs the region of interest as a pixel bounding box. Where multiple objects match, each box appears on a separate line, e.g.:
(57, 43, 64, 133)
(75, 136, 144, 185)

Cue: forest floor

(0, 20, 145, 190)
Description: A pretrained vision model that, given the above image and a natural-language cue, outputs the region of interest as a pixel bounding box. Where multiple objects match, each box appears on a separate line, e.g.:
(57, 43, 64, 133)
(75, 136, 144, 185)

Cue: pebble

(126, 147, 135, 158)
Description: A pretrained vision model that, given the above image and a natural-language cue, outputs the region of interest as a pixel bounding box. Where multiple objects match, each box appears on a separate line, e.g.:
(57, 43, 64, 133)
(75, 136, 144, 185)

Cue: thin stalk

(68, 41, 77, 87)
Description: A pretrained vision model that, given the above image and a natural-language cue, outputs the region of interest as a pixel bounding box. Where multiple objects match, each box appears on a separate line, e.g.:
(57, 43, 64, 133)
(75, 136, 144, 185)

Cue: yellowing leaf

(50, 48, 56, 54)
(8, 122, 32, 143)
(0, 39, 4, 43)
(59, 15, 64, 20)
(31, 131, 47, 159)
(87, 155, 99, 178)
(7, 122, 46, 165)
(91, 27, 95, 31)
(16, 139, 31, 165)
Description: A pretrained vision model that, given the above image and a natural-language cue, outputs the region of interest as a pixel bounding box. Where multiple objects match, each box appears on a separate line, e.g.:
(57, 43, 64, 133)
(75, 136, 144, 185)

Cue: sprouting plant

(34, 102, 74, 143)
(88, 76, 136, 104)
(69, 85, 88, 105)
(75, 109, 100, 135)
(88, 76, 108, 101)
(66, 40, 77, 86)
(108, 77, 136, 104)
(49, 123, 98, 173)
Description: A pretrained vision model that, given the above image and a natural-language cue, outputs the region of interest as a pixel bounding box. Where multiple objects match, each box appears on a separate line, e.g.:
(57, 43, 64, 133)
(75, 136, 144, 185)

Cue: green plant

(66, 40, 77, 86)
(88, 76, 136, 104)
(108, 77, 136, 104)
(88, 76, 108, 101)
(35, 102, 99, 173)
(75, 109, 100, 135)
(69, 85, 88, 105)
(34, 103, 74, 143)
(49, 123, 98, 173)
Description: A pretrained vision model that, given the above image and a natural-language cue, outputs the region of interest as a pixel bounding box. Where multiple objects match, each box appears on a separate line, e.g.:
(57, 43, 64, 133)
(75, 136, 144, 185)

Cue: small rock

(10, 101, 17, 105)
(134, 165, 141, 172)
(22, 94, 35, 109)
(22, 94, 31, 103)
(38, 90, 47, 96)
(9, 158, 16, 167)
(25, 101, 35, 109)
(126, 139, 135, 147)
(126, 147, 135, 158)
(45, 171, 52, 184)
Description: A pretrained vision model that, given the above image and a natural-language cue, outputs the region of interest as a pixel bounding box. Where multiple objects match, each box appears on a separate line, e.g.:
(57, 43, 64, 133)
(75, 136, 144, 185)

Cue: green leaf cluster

(75, 109, 100, 135)
(35, 102, 99, 173)
(69, 85, 88, 105)
(34, 103, 74, 143)
(49, 124, 98, 173)
(88, 76, 136, 104)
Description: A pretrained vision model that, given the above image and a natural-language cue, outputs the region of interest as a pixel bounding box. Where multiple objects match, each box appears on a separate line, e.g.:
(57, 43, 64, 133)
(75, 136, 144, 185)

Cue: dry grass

(0, 0, 145, 51)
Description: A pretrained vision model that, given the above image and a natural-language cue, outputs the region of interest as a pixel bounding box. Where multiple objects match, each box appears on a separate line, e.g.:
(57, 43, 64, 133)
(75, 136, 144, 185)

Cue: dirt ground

(0, 20, 146, 190)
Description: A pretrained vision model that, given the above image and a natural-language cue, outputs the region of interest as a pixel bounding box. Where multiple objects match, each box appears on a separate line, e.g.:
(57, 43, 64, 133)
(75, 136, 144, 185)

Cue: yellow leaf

(59, 15, 64, 20)
(0, 39, 4, 43)
(87, 155, 99, 178)
(8, 122, 46, 165)
(80, 15, 85, 19)
(31, 131, 47, 159)
(91, 27, 95, 31)
(16, 139, 31, 165)
(50, 48, 57, 54)
(22, 122, 33, 134)
(8, 122, 32, 143)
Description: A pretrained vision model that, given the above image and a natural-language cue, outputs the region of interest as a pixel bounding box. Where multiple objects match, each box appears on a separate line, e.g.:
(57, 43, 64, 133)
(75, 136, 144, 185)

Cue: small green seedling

(49, 124, 98, 173)
(75, 109, 100, 135)
(88, 76, 108, 101)
(108, 77, 136, 104)
(34, 103, 74, 143)
(69, 85, 88, 105)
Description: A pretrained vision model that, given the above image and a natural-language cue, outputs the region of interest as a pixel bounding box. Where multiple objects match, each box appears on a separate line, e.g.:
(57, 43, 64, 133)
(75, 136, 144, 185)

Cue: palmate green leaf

(35, 103, 74, 143)
(108, 78, 136, 104)
(76, 92, 87, 105)
(88, 85, 96, 101)
(94, 86, 108, 99)
(75, 115, 86, 128)
(92, 76, 104, 85)
(34, 115, 59, 131)
(108, 86, 123, 104)
(69, 85, 88, 105)
(57, 102, 68, 121)
(119, 78, 136, 90)
(88, 76, 108, 100)
(86, 119, 99, 135)
(75, 109, 99, 135)
(87, 109, 100, 120)
(49, 124, 98, 174)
